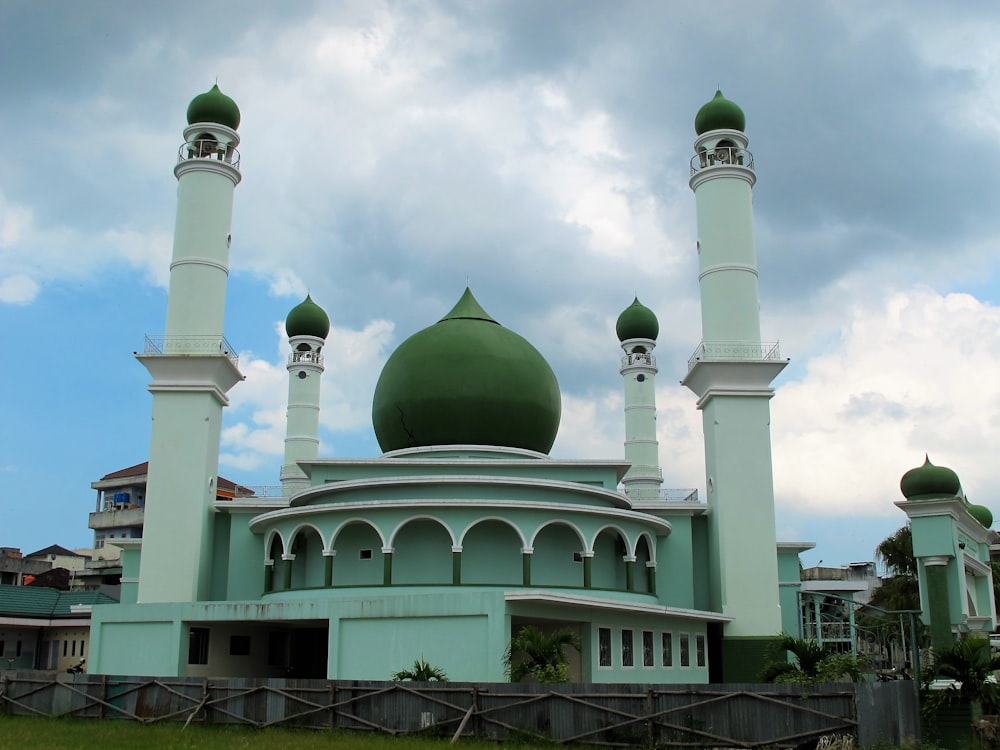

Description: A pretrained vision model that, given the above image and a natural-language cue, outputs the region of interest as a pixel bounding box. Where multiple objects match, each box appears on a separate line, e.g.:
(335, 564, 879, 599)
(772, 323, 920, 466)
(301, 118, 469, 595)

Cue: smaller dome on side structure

(968, 503, 993, 529)
(899, 456, 961, 501)
(695, 90, 746, 135)
(286, 295, 330, 340)
(187, 84, 241, 130)
(616, 297, 659, 342)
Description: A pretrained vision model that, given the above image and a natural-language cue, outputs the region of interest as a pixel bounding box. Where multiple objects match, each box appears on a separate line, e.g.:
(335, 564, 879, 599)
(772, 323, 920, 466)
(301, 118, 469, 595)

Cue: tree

(504, 625, 581, 684)
(760, 635, 867, 685)
(868, 525, 920, 613)
(922, 636, 1000, 719)
(392, 658, 448, 682)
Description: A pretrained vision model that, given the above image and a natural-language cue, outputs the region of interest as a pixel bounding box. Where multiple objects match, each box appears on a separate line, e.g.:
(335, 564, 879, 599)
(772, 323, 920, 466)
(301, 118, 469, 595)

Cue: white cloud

(0, 275, 40, 305)
(771, 286, 1000, 518)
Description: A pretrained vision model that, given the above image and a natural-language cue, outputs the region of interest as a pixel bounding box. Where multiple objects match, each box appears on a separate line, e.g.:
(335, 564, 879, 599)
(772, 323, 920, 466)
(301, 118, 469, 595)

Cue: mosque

(89, 86, 804, 683)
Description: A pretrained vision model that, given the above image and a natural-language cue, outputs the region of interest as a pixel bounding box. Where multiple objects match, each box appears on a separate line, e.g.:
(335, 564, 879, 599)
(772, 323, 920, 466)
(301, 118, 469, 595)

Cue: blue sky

(3, 1, 1000, 569)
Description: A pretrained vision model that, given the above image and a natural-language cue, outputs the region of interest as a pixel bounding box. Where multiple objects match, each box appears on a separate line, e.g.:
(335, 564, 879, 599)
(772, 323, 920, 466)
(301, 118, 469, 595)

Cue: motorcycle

(66, 658, 86, 674)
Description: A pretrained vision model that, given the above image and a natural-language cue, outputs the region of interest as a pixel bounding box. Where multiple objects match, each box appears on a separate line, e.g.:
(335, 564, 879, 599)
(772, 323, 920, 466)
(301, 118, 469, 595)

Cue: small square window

(230, 635, 251, 656)
(359, 549, 373, 560)
(572, 552, 583, 563)
(621, 629, 634, 668)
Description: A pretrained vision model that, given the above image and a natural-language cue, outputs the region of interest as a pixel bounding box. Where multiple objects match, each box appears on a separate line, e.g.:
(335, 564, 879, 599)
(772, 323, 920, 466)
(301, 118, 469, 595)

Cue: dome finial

(285, 294, 330, 340)
(616, 297, 659, 342)
(695, 89, 745, 135)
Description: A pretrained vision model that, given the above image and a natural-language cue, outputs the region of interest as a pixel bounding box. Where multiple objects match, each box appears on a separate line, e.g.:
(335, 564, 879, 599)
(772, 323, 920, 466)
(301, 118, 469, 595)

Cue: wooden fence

(0, 672, 919, 748)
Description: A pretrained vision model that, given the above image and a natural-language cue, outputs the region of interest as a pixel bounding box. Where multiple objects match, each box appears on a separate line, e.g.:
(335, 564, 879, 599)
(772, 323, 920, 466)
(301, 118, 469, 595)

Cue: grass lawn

(0, 715, 544, 750)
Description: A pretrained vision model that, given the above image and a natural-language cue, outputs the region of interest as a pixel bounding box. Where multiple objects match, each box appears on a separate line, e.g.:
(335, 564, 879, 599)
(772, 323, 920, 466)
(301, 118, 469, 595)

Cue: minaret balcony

(689, 146, 753, 175)
(178, 139, 241, 170)
(686, 340, 780, 371)
(288, 350, 324, 366)
(620, 352, 656, 369)
(143, 334, 240, 365)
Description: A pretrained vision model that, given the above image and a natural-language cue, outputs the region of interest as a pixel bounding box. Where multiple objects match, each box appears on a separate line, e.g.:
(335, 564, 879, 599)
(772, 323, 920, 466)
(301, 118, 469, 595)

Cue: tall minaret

(281, 295, 330, 496)
(136, 85, 244, 603)
(681, 90, 788, 681)
(616, 298, 663, 501)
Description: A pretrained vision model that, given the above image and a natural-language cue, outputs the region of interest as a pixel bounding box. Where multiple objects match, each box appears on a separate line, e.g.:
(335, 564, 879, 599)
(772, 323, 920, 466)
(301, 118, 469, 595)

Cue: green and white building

(89, 87, 795, 683)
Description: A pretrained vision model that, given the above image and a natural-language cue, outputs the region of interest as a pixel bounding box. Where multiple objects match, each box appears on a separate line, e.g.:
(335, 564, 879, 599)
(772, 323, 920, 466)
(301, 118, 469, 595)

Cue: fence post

(0, 674, 7, 716)
(99, 675, 107, 719)
(646, 688, 654, 747)
(329, 682, 335, 729)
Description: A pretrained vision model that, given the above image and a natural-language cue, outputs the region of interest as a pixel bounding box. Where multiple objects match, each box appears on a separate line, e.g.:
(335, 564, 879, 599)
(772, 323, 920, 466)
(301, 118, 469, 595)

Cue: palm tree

(392, 658, 448, 682)
(504, 625, 581, 683)
(927, 637, 1000, 709)
(761, 635, 866, 684)
(869, 525, 920, 613)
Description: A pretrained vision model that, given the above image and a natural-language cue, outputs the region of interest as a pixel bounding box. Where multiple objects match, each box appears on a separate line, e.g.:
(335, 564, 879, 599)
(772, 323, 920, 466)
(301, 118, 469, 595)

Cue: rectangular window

(642, 630, 654, 667)
(359, 549, 373, 560)
(16, 640, 22, 657)
(71, 640, 76, 657)
(696, 634, 706, 667)
(188, 627, 209, 665)
(661, 632, 673, 667)
(0, 640, 4, 656)
(230, 635, 251, 656)
(572, 552, 583, 563)
(63, 640, 68, 657)
(679, 633, 690, 668)
(80, 640, 86, 657)
(598, 627, 612, 668)
(621, 629, 634, 668)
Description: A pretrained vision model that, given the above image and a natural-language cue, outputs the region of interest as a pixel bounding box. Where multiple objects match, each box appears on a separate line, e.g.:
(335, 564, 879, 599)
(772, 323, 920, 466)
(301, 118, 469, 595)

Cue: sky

(3, 0, 1000, 571)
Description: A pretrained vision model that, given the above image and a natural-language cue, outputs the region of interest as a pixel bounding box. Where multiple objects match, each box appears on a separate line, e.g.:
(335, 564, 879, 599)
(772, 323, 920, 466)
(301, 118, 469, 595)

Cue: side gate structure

(1, 673, 918, 748)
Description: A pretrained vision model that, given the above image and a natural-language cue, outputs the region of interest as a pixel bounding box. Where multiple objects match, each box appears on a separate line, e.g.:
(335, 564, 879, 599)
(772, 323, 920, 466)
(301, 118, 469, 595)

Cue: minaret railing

(686, 340, 781, 371)
(626, 488, 700, 503)
(143, 334, 240, 364)
(288, 351, 324, 366)
(620, 353, 657, 369)
(178, 139, 241, 169)
(690, 146, 754, 175)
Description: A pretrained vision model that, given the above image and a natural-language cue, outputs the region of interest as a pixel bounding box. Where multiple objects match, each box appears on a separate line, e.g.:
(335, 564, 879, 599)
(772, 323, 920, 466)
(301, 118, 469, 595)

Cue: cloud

(0, 275, 40, 305)
(771, 285, 1000, 518)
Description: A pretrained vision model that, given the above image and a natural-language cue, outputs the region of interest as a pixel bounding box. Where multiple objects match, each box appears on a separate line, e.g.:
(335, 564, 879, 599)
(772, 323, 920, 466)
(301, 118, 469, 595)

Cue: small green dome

(900, 456, 961, 501)
(616, 297, 659, 342)
(285, 295, 330, 340)
(968, 503, 993, 529)
(695, 90, 746, 135)
(372, 288, 561, 454)
(187, 84, 241, 130)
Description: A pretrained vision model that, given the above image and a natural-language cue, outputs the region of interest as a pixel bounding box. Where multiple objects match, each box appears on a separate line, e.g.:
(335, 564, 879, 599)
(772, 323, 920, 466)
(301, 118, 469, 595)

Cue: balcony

(178, 139, 241, 169)
(690, 146, 754, 176)
(626, 488, 700, 503)
(89, 507, 145, 531)
(289, 350, 324, 366)
(620, 353, 656, 369)
(143, 334, 239, 366)
(687, 340, 781, 371)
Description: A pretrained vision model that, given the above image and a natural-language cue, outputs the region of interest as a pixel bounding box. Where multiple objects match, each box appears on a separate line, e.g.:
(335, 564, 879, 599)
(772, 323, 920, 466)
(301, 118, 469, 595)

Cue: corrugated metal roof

(0, 585, 117, 618)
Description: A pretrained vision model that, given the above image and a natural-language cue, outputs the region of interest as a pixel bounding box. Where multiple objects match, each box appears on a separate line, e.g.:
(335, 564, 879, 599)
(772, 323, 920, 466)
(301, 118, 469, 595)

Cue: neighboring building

(0, 548, 50, 586)
(0, 586, 117, 671)
(89, 87, 801, 683)
(89, 461, 255, 549)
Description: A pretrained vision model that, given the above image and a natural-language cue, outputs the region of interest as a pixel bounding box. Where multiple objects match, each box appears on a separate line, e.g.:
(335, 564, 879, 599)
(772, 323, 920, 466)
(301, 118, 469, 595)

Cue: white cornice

(288, 474, 632, 509)
(248, 498, 673, 535)
(504, 590, 732, 622)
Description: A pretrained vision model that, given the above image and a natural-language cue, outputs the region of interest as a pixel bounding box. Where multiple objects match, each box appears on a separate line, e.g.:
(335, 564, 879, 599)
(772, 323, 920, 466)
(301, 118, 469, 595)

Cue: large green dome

(900, 456, 961, 501)
(372, 288, 561, 454)
(286, 295, 330, 340)
(187, 84, 241, 130)
(695, 90, 745, 135)
(616, 297, 659, 342)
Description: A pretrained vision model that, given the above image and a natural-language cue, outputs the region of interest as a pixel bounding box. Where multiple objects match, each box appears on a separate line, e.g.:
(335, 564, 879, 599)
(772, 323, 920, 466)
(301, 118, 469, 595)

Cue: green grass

(0, 715, 546, 750)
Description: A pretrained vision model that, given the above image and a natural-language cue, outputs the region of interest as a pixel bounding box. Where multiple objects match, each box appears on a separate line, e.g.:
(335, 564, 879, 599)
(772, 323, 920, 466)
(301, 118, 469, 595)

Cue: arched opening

(392, 518, 453, 585)
(635, 534, 653, 594)
(462, 519, 523, 585)
(591, 527, 629, 590)
(289, 526, 325, 589)
(532, 522, 585, 588)
(268, 534, 286, 591)
(331, 521, 383, 587)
